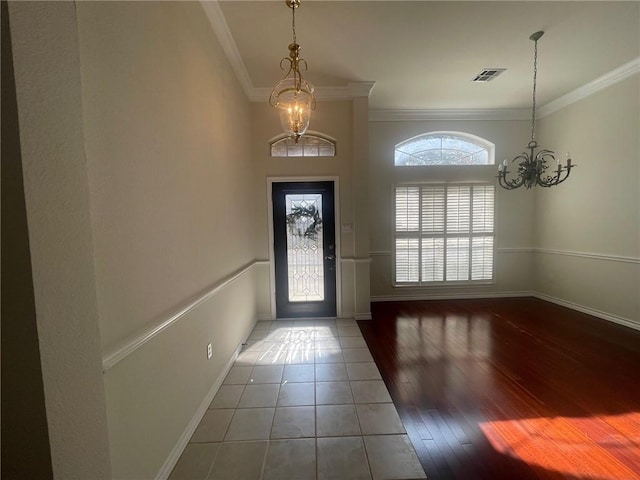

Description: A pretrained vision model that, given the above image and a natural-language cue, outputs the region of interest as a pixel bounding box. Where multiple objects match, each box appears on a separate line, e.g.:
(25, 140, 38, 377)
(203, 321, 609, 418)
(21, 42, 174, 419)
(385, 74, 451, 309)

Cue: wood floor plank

(360, 297, 640, 480)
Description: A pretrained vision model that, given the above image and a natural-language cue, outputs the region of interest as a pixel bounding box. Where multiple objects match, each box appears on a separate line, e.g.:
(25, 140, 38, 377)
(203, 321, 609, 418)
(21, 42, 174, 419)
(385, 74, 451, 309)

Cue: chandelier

(269, 0, 316, 143)
(497, 31, 575, 190)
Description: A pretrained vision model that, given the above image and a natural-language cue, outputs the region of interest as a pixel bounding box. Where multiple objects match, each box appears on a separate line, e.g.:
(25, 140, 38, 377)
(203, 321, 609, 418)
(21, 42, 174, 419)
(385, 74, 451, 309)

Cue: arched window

(270, 133, 336, 157)
(395, 132, 494, 166)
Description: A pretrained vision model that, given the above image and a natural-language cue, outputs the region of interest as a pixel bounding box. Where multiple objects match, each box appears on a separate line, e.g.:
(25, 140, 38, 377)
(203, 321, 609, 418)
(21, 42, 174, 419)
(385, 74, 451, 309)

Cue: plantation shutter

(420, 186, 445, 281)
(395, 186, 420, 282)
(394, 184, 494, 284)
(445, 186, 471, 281)
(471, 186, 495, 280)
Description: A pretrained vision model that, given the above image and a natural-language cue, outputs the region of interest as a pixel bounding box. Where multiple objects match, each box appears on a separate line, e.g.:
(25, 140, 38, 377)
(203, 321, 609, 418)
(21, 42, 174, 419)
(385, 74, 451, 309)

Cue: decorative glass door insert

(285, 193, 325, 302)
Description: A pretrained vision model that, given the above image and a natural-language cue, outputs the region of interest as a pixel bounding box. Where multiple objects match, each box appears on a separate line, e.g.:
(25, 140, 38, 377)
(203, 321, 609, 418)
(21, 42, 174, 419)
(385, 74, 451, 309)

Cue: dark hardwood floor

(359, 297, 640, 480)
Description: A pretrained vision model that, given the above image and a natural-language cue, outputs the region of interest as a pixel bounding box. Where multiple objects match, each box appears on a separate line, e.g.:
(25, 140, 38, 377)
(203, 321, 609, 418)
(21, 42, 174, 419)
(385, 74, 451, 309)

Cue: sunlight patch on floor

(480, 413, 640, 479)
(238, 324, 340, 366)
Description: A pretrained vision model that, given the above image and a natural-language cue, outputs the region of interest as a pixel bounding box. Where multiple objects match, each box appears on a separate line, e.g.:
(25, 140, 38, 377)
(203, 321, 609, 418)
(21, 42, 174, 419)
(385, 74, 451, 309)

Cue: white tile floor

(169, 318, 426, 480)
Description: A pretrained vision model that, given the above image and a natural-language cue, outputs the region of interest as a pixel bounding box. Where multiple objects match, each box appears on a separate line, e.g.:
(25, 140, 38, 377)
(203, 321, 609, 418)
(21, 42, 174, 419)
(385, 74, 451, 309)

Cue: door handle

(325, 255, 335, 261)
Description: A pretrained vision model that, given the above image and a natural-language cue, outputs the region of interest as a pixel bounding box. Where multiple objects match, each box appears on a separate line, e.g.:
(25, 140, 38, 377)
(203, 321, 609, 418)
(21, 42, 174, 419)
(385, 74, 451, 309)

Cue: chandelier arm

(500, 175, 525, 190)
(497, 160, 526, 189)
(498, 176, 519, 190)
(535, 149, 556, 167)
(512, 152, 530, 164)
(537, 173, 559, 187)
(546, 166, 575, 187)
(498, 152, 529, 189)
(534, 155, 550, 186)
(279, 57, 294, 74)
(534, 150, 559, 187)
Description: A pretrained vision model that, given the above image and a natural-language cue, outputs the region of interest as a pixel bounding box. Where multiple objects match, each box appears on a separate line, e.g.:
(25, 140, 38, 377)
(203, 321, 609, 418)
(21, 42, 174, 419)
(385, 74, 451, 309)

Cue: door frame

(267, 176, 342, 320)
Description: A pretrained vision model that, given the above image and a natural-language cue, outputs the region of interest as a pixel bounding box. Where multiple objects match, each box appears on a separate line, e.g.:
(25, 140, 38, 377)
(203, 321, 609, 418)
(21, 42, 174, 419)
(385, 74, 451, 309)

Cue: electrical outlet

(207, 343, 213, 360)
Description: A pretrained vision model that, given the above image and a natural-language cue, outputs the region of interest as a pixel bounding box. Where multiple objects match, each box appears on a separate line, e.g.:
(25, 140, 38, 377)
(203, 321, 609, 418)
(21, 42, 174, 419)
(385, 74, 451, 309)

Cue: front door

(272, 181, 337, 318)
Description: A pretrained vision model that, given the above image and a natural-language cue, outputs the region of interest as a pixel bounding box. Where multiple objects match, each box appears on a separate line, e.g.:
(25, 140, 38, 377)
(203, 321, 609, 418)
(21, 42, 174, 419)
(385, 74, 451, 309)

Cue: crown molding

(202, 1, 375, 103)
(349, 81, 376, 97)
(204, 2, 639, 119)
(369, 108, 531, 122)
(537, 56, 640, 118)
(249, 83, 376, 103)
(200, 0, 254, 99)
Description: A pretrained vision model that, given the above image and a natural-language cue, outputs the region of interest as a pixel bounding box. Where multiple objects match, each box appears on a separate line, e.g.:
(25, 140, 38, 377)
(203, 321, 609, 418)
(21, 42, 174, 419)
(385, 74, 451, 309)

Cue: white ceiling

(212, 1, 639, 113)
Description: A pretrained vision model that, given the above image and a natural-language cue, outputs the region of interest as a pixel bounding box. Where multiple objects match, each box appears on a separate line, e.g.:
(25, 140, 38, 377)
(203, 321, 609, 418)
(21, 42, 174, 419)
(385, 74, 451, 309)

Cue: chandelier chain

(291, 3, 297, 45)
(530, 37, 538, 143)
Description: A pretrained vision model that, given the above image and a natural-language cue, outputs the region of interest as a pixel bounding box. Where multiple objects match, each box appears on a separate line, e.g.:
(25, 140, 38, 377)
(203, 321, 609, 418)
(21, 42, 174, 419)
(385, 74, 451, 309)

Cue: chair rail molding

(534, 248, 640, 264)
(102, 259, 269, 371)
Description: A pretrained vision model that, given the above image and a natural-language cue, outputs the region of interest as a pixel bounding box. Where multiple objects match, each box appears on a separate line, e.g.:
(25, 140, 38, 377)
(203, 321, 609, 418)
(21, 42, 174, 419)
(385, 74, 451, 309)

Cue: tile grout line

(203, 439, 222, 480)
(258, 438, 270, 480)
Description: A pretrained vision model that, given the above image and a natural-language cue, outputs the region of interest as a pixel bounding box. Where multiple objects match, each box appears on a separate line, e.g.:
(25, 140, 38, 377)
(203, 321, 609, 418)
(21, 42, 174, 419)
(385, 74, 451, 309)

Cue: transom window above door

(270, 133, 336, 157)
(394, 132, 494, 166)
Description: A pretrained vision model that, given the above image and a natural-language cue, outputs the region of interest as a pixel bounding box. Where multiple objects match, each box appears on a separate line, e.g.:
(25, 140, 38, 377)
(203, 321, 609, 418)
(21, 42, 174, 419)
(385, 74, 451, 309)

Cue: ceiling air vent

(472, 68, 506, 82)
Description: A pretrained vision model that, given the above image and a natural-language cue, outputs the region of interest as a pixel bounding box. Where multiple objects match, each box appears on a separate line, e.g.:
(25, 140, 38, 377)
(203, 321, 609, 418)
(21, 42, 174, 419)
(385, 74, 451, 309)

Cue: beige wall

(251, 98, 372, 318)
(76, 2, 259, 478)
(78, 1, 255, 350)
(369, 119, 535, 300)
(535, 75, 640, 326)
(7, 2, 112, 478)
(2, 1, 54, 476)
(9, 1, 259, 478)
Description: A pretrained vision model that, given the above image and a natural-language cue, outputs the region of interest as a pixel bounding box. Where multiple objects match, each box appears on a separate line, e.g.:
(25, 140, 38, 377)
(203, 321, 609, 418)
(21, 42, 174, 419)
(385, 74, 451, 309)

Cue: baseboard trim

(370, 291, 534, 302)
(532, 292, 640, 332)
(155, 343, 242, 480)
(257, 313, 273, 321)
(355, 313, 373, 320)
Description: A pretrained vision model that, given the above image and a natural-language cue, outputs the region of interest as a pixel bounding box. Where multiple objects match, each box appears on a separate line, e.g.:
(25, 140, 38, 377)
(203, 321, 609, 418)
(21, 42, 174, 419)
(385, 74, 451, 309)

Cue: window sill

(392, 280, 496, 289)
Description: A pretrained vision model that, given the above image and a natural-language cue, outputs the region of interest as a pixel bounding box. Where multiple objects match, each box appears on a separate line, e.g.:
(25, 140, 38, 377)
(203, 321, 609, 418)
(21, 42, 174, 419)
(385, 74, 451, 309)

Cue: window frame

(394, 131, 495, 167)
(392, 182, 496, 287)
(269, 132, 337, 158)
